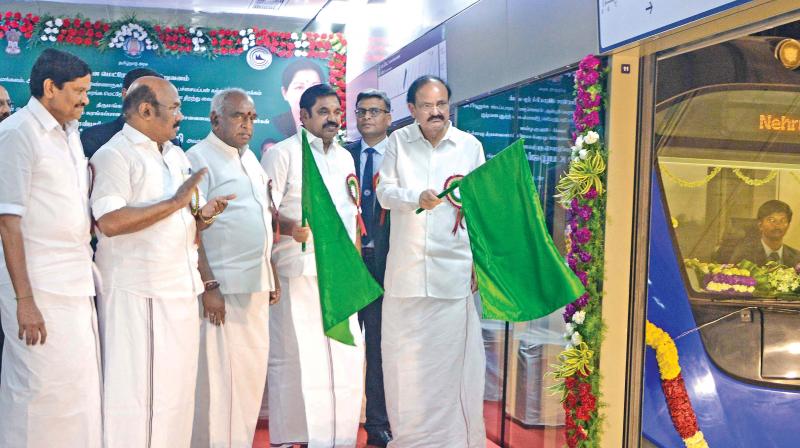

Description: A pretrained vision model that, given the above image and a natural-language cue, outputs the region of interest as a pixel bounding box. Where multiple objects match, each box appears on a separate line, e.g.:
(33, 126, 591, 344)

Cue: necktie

(767, 251, 780, 263)
(361, 147, 376, 246)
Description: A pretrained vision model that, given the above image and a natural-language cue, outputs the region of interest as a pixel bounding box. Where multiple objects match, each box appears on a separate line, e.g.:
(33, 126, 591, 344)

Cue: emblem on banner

(246, 46, 273, 70)
(123, 36, 143, 58)
(5, 29, 21, 55)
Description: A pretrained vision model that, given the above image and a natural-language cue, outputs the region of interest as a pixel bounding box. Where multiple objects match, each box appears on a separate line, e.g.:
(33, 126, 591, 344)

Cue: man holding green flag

(261, 84, 380, 447)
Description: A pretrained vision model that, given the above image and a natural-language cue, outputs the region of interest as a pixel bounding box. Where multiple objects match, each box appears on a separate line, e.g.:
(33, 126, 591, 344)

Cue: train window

(655, 37, 800, 386)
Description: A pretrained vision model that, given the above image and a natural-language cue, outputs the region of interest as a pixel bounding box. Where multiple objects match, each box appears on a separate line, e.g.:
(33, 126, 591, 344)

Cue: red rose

(23, 31, 31, 39)
(208, 30, 216, 37)
(32, 15, 40, 23)
(56, 34, 64, 41)
(13, 12, 21, 20)
(0, 31, 4, 39)
(95, 31, 102, 38)
(84, 39, 92, 46)
(103, 24, 110, 32)
(63, 18, 71, 27)
(83, 20, 91, 28)
(178, 26, 186, 33)
(5, 12, 13, 19)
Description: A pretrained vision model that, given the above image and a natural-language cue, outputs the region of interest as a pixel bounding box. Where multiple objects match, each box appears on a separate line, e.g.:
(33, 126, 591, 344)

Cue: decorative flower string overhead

(1, 10, 347, 127)
(549, 54, 607, 448)
(645, 322, 709, 448)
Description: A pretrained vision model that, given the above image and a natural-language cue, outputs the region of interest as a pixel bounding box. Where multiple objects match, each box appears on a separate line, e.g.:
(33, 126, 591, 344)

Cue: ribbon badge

(346, 173, 368, 236)
(444, 174, 465, 235)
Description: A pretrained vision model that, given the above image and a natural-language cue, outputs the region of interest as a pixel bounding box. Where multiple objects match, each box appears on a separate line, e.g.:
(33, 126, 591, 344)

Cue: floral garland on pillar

(549, 55, 607, 448)
(645, 322, 709, 448)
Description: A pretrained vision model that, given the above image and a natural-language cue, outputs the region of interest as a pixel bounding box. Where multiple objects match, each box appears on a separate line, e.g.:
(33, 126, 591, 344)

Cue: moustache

(0, 112, 9, 120)
(173, 121, 182, 129)
(428, 115, 445, 122)
(323, 122, 339, 129)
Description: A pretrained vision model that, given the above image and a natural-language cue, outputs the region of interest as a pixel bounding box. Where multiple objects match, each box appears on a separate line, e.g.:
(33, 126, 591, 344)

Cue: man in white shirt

(187, 88, 280, 447)
(0, 48, 101, 448)
(261, 83, 365, 447)
(0, 83, 11, 122)
(376, 75, 486, 447)
(90, 76, 233, 448)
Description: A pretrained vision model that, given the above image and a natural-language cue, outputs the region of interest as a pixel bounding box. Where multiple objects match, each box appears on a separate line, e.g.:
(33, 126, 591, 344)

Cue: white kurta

(261, 130, 365, 447)
(376, 122, 487, 447)
(90, 124, 203, 448)
(0, 97, 100, 447)
(187, 132, 275, 448)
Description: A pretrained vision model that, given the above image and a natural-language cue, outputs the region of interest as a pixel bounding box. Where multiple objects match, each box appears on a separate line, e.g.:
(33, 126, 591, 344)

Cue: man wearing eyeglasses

(261, 83, 365, 447)
(376, 75, 486, 447)
(0, 84, 12, 122)
(89, 76, 233, 448)
(728, 199, 800, 267)
(345, 89, 393, 448)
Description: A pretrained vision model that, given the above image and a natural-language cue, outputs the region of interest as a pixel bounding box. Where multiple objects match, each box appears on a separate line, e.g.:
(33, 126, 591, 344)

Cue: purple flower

(563, 303, 577, 322)
(584, 187, 598, 200)
(568, 255, 578, 271)
(571, 198, 581, 212)
(583, 110, 600, 128)
(579, 251, 593, 263)
(579, 55, 601, 71)
(578, 205, 593, 222)
(576, 271, 588, 286)
(576, 293, 590, 307)
(582, 70, 599, 85)
(574, 227, 592, 245)
(570, 220, 579, 233)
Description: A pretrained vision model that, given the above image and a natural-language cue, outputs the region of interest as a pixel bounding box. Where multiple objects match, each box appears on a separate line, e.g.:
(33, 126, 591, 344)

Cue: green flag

(300, 129, 383, 345)
(460, 139, 585, 321)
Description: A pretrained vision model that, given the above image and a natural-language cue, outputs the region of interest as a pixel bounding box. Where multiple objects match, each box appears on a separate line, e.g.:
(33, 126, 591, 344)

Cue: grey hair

(210, 88, 252, 115)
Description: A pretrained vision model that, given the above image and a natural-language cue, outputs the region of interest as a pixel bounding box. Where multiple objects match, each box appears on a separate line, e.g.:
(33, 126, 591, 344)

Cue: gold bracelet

(15, 295, 33, 301)
(198, 213, 216, 225)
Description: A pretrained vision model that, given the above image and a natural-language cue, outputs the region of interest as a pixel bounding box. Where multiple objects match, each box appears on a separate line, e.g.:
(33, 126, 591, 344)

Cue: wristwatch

(204, 280, 220, 292)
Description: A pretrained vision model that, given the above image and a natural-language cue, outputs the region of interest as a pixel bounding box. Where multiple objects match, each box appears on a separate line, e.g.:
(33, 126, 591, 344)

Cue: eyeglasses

(355, 107, 390, 118)
(154, 102, 182, 117)
(416, 101, 449, 113)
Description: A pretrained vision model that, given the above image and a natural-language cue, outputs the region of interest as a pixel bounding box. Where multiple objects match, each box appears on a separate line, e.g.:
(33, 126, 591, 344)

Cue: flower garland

(662, 166, 722, 188)
(549, 55, 607, 448)
(731, 168, 777, 186)
(1, 9, 347, 127)
(645, 321, 709, 448)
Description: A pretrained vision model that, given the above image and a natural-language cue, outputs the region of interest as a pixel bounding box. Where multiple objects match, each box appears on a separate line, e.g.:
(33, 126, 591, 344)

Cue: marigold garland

(662, 166, 722, 188)
(550, 54, 607, 448)
(645, 321, 709, 448)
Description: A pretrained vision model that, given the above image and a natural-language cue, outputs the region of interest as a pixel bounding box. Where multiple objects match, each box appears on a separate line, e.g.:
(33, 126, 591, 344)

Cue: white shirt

(90, 124, 202, 299)
(261, 129, 358, 278)
(186, 132, 275, 295)
(0, 97, 94, 296)
(761, 239, 784, 262)
(377, 122, 485, 299)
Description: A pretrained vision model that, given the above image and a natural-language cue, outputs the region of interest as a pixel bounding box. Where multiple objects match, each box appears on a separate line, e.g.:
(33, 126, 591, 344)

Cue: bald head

(123, 76, 183, 145)
(0, 85, 11, 122)
(210, 88, 256, 149)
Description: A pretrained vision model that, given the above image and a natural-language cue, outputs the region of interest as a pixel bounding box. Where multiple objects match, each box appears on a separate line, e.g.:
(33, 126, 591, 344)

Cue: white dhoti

(268, 275, 365, 448)
(101, 289, 200, 448)
(192, 291, 271, 448)
(0, 286, 102, 448)
(382, 295, 486, 448)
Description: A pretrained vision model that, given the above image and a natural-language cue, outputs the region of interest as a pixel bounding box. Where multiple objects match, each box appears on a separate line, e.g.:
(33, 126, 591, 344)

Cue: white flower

(294, 49, 302, 57)
(133, 31, 140, 38)
(242, 44, 249, 51)
(45, 20, 53, 27)
(152, 44, 159, 50)
(145, 44, 152, 50)
(200, 45, 207, 52)
(241, 37, 249, 45)
(291, 32, 299, 40)
(115, 30, 122, 37)
(301, 32, 307, 40)
(196, 30, 203, 37)
(239, 29, 246, 36)
(140, 31, 147, 39)
(48, 35, 56, 42)
(571, 331, 583, 345)
(189, 27, 196, 34)
(565, 343, 574, 350)
(247, 28, 253, 34)
(248, 33, 255, 41)
(192, 37, 199, 44)
(43, 27, 51, 34)
(302, 41, 310, 48)
(579, 149, 588, 160)
(193, 45, 200, 52)
(565, 323, 575, 334)
(123, 30, 131, 37)
(121, 25, 128, 33)
(198, 38, 204, 44)
(575, 135, 584, 148)
(584, 131, 599, 145)
(54, 18, 63, 27)
(145, 38, 152, 45)
(41, 35, 48, 41)
(572, 310, 586, 325)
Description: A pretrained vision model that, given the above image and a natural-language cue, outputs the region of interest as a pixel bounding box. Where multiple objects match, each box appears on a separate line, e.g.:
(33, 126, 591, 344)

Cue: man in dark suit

(728, 199, 800, 267)
(346, 89, 393, 447)
(80, 68, 166, 157)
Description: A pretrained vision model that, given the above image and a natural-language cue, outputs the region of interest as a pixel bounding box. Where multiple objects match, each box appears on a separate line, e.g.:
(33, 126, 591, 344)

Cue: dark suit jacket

(80, 115, 182, 158)
(728, 237, 800, 267)
(346, 140, 390, 284)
